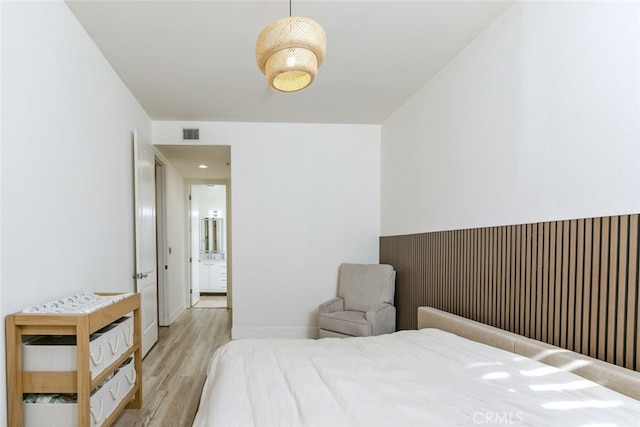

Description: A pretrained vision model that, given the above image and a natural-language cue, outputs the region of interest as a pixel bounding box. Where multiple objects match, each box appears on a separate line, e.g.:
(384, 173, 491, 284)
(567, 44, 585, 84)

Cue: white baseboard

(168, 305, 185, 325)
(232, 326, 319, 339)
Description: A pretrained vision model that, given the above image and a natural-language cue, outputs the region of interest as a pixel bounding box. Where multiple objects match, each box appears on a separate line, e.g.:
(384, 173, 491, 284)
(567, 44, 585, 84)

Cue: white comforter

(193, 329, 640, 426)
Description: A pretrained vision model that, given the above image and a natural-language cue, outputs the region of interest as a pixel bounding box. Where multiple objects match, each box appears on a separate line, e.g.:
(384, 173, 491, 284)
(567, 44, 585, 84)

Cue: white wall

(1, 0, 152, 420)
(154, 121, 381, 338)
(381, 1, 640, 236)
(196, 185, 227, 220)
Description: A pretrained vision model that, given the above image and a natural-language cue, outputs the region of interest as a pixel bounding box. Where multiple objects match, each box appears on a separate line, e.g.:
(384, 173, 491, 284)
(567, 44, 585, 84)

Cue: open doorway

(189, 183, 228, 308)
(152, 144, 232, 314)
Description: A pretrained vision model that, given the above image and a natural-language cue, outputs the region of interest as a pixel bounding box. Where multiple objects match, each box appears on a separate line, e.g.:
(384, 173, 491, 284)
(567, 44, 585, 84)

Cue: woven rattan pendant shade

(256, 16, 326, 92)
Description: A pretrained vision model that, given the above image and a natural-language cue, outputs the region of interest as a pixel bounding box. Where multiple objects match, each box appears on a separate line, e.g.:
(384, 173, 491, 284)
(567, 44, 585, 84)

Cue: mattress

(192, 329, 640, 426)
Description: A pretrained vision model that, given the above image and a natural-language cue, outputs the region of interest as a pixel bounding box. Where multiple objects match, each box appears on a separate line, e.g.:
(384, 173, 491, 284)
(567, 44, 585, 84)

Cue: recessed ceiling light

(198, 164, 208, 169)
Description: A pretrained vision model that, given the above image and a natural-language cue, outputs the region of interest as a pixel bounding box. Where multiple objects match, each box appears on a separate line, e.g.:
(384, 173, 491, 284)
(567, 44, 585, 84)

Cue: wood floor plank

(111, 307, 231, 427)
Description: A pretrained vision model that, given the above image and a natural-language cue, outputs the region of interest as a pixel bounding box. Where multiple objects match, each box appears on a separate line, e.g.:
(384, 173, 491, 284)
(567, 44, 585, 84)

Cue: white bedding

(193, 329, 640, 426)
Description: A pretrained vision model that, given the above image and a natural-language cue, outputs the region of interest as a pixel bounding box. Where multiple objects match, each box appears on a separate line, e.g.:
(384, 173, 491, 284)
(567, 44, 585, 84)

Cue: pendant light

(255, 0, 326, 92)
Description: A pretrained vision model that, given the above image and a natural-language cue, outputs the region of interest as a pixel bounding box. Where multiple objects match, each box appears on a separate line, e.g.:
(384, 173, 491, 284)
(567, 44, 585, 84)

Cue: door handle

(132, 272, 149, 279)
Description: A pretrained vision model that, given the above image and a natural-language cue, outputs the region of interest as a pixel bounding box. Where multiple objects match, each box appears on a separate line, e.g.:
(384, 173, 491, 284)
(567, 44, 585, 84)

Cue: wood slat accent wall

(380, 214, 640, 371)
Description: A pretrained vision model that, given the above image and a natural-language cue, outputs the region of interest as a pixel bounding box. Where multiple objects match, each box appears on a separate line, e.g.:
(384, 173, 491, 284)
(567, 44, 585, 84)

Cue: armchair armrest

(366, 303, 396, 335)
(319, 297, 344, 314)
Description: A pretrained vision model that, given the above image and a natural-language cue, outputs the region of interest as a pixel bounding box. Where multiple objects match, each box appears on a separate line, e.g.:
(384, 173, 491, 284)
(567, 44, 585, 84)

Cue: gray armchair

(318, 263, 396, 338)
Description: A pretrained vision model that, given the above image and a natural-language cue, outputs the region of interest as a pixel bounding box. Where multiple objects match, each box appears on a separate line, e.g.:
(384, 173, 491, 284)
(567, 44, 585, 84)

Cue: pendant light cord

(289, 0, 292, 17)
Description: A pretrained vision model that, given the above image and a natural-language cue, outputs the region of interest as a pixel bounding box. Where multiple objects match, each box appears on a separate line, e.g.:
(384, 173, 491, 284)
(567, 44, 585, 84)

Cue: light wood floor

(111, 307, 231, 427)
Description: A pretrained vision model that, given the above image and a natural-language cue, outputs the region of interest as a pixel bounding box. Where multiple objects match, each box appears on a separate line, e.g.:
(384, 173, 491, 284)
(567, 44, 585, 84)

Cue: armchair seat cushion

(319, 311, 372, 337)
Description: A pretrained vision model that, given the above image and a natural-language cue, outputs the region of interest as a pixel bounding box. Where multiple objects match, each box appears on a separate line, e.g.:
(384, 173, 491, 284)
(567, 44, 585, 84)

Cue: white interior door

(190, 187, 201, 306)
(133, 129, 159, 357)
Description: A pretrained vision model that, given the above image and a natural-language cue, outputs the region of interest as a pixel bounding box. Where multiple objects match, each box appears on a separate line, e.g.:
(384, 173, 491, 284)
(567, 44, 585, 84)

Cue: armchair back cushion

(338, 263, 395, 312)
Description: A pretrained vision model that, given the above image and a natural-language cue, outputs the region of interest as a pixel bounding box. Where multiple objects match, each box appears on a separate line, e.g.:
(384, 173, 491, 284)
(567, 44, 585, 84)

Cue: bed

(192, 307, 640, 426)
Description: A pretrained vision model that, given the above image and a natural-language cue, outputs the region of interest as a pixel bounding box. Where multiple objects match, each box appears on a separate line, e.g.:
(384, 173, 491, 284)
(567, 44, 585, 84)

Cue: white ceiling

(155, 144, 231, 179)
(66, 0, 512, 177)
(66, 0, 513, 125)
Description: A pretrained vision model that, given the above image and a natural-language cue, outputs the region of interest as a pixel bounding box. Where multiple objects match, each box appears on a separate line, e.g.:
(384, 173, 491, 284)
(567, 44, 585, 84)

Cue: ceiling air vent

(183, 128, 200, 140)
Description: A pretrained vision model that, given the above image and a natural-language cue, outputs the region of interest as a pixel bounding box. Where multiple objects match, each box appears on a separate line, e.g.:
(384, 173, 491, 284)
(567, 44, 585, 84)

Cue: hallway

(112, 307, 231, 426)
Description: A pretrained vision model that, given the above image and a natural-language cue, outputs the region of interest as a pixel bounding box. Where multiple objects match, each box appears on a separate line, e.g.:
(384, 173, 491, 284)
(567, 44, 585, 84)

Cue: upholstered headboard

(418, 307, 640, 401)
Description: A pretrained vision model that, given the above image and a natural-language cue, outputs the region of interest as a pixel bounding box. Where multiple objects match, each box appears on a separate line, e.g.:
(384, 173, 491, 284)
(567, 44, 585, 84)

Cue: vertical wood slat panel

(548, 222, 557, 345)
(520, 225, 527, 336)
(534, 223, 543, 341)
(515, 223, 521, 332)
(598, 217, 610, 361)
(559, 221, 571, 348)
(575, 219, 585, 354)
(627, 215, 639, 370)
(380, 212, 640, 372)
(500, 227, 504, 326)
(608, 216, 619, 364)
(525, 224, 533, 338)
(590, 218, 601, 359)
(567, 220, 577, 351)
(553, 221, 563, 347)
(616, 216, 628, 366)
(583, 218, 593, 356)
(541, 223, 550, 343)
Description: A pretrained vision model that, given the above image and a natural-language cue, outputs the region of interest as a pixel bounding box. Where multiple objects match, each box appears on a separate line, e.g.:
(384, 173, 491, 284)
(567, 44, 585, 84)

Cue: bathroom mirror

(201, 218, 224, 253)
